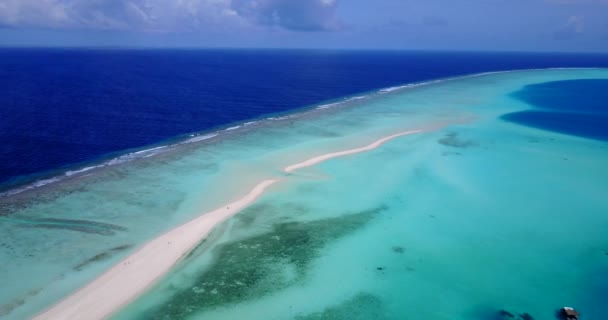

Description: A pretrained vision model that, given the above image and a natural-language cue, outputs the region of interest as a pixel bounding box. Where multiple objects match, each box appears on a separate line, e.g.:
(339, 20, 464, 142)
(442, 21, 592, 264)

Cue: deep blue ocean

(1, 49, 608, 190)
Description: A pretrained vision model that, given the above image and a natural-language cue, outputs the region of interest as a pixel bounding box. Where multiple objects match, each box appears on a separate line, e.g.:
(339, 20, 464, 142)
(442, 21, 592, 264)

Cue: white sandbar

(34, 179, 278, 320)
(284, 130, 423, 173)
(34, 128, 424, 320)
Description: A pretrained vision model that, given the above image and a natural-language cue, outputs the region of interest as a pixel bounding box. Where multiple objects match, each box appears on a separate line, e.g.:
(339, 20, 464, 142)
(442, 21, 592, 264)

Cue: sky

(0, 0, 607, 52)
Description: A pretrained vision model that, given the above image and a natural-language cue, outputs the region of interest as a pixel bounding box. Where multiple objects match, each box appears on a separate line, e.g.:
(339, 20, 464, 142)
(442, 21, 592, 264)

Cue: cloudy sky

(0, 0, 607, 51)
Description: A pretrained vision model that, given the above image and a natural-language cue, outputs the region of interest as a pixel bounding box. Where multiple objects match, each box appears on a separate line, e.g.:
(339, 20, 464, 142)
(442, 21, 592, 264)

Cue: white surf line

(34, 128, 428, 320)
(284, 130, 423, 173)
(34, 179, 278, 320)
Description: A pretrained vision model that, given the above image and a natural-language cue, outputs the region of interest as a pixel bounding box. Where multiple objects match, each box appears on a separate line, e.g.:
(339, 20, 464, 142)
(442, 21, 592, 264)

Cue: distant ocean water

(1, 49, 608, 191)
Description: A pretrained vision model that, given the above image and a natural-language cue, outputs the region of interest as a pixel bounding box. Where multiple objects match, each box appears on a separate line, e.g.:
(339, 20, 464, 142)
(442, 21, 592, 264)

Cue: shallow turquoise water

(2, 69, 608, 319)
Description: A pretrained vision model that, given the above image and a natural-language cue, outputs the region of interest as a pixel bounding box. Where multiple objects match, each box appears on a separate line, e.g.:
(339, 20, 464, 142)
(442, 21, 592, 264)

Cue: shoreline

(34, 128, 425, 320)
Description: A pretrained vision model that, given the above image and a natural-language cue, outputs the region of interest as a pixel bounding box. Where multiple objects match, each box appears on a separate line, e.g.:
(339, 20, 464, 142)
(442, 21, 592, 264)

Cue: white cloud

(566, 14, 585, 32)
(553, 14, 586, 39)
(0, 0, 341, 32)
(0, 0, 71, 27)
(231, 0, 341, 31)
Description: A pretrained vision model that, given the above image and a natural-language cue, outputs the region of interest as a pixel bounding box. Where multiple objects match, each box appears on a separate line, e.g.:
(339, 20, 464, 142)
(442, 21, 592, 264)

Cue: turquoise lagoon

(1, 69, 608, 320)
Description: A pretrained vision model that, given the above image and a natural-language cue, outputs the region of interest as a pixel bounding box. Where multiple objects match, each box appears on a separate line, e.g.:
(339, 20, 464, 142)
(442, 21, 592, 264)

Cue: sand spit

(33, 180, 278, 320)
(34, 129, 423, 320)
(284, 130, 422, 173)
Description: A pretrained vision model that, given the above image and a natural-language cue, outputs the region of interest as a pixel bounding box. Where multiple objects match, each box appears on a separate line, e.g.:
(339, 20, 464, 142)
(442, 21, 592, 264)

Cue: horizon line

(0, 46, 607, 55)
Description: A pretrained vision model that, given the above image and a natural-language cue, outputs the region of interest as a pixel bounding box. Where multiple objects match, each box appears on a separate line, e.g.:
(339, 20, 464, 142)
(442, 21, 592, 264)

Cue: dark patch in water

(512, 79, 608, 113)
(553, 309, 562, 320)
(580, 266, 608, 319)
(469, 307, 526, 320)
(294, 292, 390, 320)
(502, 111, 608, 142)
(438, 133, 477, 148)
(392, 246, 405, 254)
(139, 205, 386, 319)
(504, 79, 608, 141)
(499, 310, 515, 318)
(234, 202, 309, 230)
(5, 217, 127, 235)
(20, 224, 117, 235)
(0, 298, 25, 317)
(233, 204, 265, 228)
(518, 313, 534, 320)
(0, 287, 42, 317)
(311, 129, 342, 138)
(73, 244, 132, 271)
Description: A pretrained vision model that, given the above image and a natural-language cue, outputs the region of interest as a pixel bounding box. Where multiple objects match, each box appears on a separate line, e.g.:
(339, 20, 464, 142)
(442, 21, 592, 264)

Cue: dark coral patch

(295, 292, 391, 320)
(498, 310, 514, 318)
(392, 246, 405, 253)
(518, 313, 534, 320)
(11, 217, 127, 235)
(138, 205, 387, 319)
(438, 132, 477, 148)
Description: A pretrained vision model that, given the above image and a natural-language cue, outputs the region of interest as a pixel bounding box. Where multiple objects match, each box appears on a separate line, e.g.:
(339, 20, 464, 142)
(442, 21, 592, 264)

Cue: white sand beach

(34, 129, 423, 320)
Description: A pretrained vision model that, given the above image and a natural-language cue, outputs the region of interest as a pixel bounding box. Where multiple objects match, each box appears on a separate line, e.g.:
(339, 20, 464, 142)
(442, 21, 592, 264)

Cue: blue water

(1, 65, 607, 320)
(503, 79, 608, 141)
(2, 49, 608, 189)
